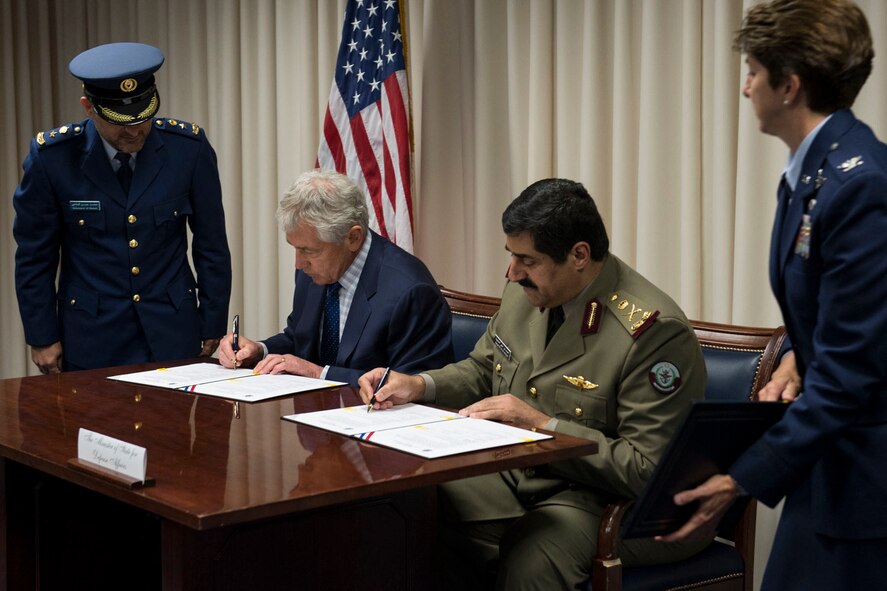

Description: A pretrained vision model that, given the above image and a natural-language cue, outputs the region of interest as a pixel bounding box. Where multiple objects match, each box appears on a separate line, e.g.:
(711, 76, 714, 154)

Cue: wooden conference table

(0, 361, 597, 590)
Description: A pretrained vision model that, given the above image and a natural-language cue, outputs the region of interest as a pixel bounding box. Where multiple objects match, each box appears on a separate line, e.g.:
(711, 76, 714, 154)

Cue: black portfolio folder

(621, 400, 788, 539)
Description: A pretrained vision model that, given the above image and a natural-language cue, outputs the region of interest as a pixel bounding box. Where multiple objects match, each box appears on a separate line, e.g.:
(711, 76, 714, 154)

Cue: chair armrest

(592, 498, 633, 590)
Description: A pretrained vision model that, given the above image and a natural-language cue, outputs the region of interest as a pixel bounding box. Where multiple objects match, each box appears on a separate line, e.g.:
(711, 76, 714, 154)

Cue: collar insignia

(838, 155, 864, 172)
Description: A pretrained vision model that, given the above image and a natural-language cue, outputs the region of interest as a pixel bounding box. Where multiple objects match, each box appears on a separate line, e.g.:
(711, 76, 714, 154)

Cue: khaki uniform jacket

(428, 255, 705, 521)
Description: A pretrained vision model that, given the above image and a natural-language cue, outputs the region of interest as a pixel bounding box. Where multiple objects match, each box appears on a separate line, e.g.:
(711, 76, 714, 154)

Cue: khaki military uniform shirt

(427, 255, 705, 521)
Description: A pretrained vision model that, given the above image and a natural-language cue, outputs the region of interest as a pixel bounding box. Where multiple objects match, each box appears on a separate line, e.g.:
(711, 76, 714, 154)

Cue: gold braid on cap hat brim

(98, 95, 159, 124)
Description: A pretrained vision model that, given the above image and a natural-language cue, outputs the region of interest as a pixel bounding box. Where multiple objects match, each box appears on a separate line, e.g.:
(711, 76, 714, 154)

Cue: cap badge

(649, 361, 681, 394)
(120, 78, 138, 93)
(563, 375, 598, 390)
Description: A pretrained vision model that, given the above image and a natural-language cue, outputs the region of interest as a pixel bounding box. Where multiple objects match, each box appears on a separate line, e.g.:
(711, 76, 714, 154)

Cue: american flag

(317, 0, 414, 251)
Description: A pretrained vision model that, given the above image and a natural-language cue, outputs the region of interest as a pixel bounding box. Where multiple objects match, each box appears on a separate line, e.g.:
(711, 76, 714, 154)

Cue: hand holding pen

(367, 367, 390, 412)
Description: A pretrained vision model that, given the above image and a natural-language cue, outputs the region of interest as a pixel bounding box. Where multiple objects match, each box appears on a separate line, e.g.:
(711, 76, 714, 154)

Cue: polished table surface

(0, 360, 598, 531)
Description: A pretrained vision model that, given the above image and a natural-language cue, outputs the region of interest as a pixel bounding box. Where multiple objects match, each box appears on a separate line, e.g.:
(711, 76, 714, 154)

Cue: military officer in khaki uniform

(360, 178, 709, 590)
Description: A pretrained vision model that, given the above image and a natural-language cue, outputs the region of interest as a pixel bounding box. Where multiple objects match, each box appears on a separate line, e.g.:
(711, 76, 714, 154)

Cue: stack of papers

(283, 403, 552, 458)
(108, 362, 345, 402)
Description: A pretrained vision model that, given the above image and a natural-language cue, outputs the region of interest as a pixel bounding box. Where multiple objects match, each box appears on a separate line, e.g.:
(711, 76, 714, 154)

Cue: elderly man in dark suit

(13, 42, 232, 373)
(218, 169, 452, 386)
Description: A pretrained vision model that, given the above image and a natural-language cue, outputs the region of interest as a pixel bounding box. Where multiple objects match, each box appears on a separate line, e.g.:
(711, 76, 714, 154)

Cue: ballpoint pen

(232, 315, 240, 353)
(367, 367, 390, 413)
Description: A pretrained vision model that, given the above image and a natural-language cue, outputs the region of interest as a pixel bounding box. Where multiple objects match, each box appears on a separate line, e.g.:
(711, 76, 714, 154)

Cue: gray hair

(276, 169, 369, 242)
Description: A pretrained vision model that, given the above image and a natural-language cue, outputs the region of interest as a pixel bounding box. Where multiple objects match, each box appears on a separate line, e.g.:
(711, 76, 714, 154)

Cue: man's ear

(79, 97, 94, 116)
(571, 242, 591, 270)
(346, 225, 364, 252)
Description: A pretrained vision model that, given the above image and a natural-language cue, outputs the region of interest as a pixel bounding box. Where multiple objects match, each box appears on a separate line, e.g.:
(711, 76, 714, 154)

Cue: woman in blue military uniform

(13, 42, 232, 372)
(662, 2, 887, 589)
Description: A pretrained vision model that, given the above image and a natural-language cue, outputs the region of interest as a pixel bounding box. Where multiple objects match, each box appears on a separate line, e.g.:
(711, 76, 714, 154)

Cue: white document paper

(190, 373, 346, 402)
(77, 428, 148, 481)
(283, 403, 551, 458)
(358, 418, 552, 458)
(284, 403, 463, 435)
(107, 362, 345, 402)
(108, 362, 254, 389)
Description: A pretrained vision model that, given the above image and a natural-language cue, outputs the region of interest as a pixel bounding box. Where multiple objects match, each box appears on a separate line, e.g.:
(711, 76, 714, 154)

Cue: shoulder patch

(153, 117, 203, 140)
(649, 361, 681, 394)
(35, 123, 84, 149)
(606, 291, 658, 339)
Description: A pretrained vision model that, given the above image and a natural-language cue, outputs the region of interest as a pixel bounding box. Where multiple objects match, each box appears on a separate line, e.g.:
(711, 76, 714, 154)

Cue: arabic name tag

(69, 200, 101, 211)
(78, 428, 147, 482)
(493, 335, 512, 360)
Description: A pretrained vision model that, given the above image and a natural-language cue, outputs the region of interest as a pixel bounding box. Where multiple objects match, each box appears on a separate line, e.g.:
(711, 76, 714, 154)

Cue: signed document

(283, 403, 551, 458)
(189, 373, 345, 402)
(108, 362, 345, 402)
(108, 363, 254, 389)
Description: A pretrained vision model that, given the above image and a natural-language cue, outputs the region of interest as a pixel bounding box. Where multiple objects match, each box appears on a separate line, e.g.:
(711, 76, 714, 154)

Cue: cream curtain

(5, 0, 887, 377)
(3, 2, 887, 587)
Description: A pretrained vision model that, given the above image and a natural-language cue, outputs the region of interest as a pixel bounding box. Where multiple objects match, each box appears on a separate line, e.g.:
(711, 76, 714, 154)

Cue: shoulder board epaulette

(153, 117, 203, 139)
(606, 291, 659, 340)
(35, 123, 84, 149)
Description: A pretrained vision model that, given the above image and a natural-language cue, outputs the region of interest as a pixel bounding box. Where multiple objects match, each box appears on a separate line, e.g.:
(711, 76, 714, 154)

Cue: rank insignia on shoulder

(838, 155, 864, 172)
(35, 123, 83, 147)
(581, 299, 602, 335)
(649, 361, 681, 394)
(493, 334, 512, 360)
(607, 292, 658, 339)
(155, 117, 203, 139)
(563, 375, 598, 390)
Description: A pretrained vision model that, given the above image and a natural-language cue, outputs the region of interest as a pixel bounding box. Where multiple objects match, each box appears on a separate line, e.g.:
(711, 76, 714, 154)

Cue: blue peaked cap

(69, 42, 165, 126)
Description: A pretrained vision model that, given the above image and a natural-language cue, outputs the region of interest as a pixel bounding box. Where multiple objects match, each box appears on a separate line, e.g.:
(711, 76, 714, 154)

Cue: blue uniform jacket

(731, 109, 887, 540)
(13, 117, 232, 369)
(263, 231, 453, 385)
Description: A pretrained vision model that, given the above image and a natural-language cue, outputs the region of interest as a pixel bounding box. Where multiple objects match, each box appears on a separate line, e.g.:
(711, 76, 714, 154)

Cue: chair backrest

(691, 320, 787, 402)
(439, 286, 501, 361)
(592, 321, 787, 591)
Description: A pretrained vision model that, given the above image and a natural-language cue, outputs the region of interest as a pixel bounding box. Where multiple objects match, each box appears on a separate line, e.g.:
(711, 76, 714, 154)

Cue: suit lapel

(774, 111, 855, 281)
(776, 178, 812, 277)
(128, 128, 164, 208)
(531, 311, 585, 379)
(337, 233, 382, 363)
(80, 123, 126, 207)
(527, 256, 620, 380)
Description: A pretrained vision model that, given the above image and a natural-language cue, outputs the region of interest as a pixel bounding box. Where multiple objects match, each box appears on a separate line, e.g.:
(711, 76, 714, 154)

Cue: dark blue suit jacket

(13, 118, 232, 369)
(263, 231, 453, 385)
(731, 110, 887, 544)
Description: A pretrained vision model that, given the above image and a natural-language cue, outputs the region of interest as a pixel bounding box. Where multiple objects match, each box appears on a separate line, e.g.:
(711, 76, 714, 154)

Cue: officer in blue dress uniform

(13, 42, 232, 373)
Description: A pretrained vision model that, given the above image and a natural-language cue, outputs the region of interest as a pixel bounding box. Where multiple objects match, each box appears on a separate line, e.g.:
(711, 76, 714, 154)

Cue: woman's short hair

(734, 0, 873, 113)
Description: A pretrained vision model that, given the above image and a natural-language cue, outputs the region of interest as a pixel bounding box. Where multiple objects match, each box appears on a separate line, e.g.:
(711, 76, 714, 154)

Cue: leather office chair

(590, 320, 787, 591)
(438, 286, 788, 590)
(439, 286, 501, 361)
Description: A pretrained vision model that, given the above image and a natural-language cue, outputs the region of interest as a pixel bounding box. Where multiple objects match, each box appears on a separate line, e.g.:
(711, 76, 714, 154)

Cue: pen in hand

(367, 367, 390, 413)
(232, 315, 240, 365)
